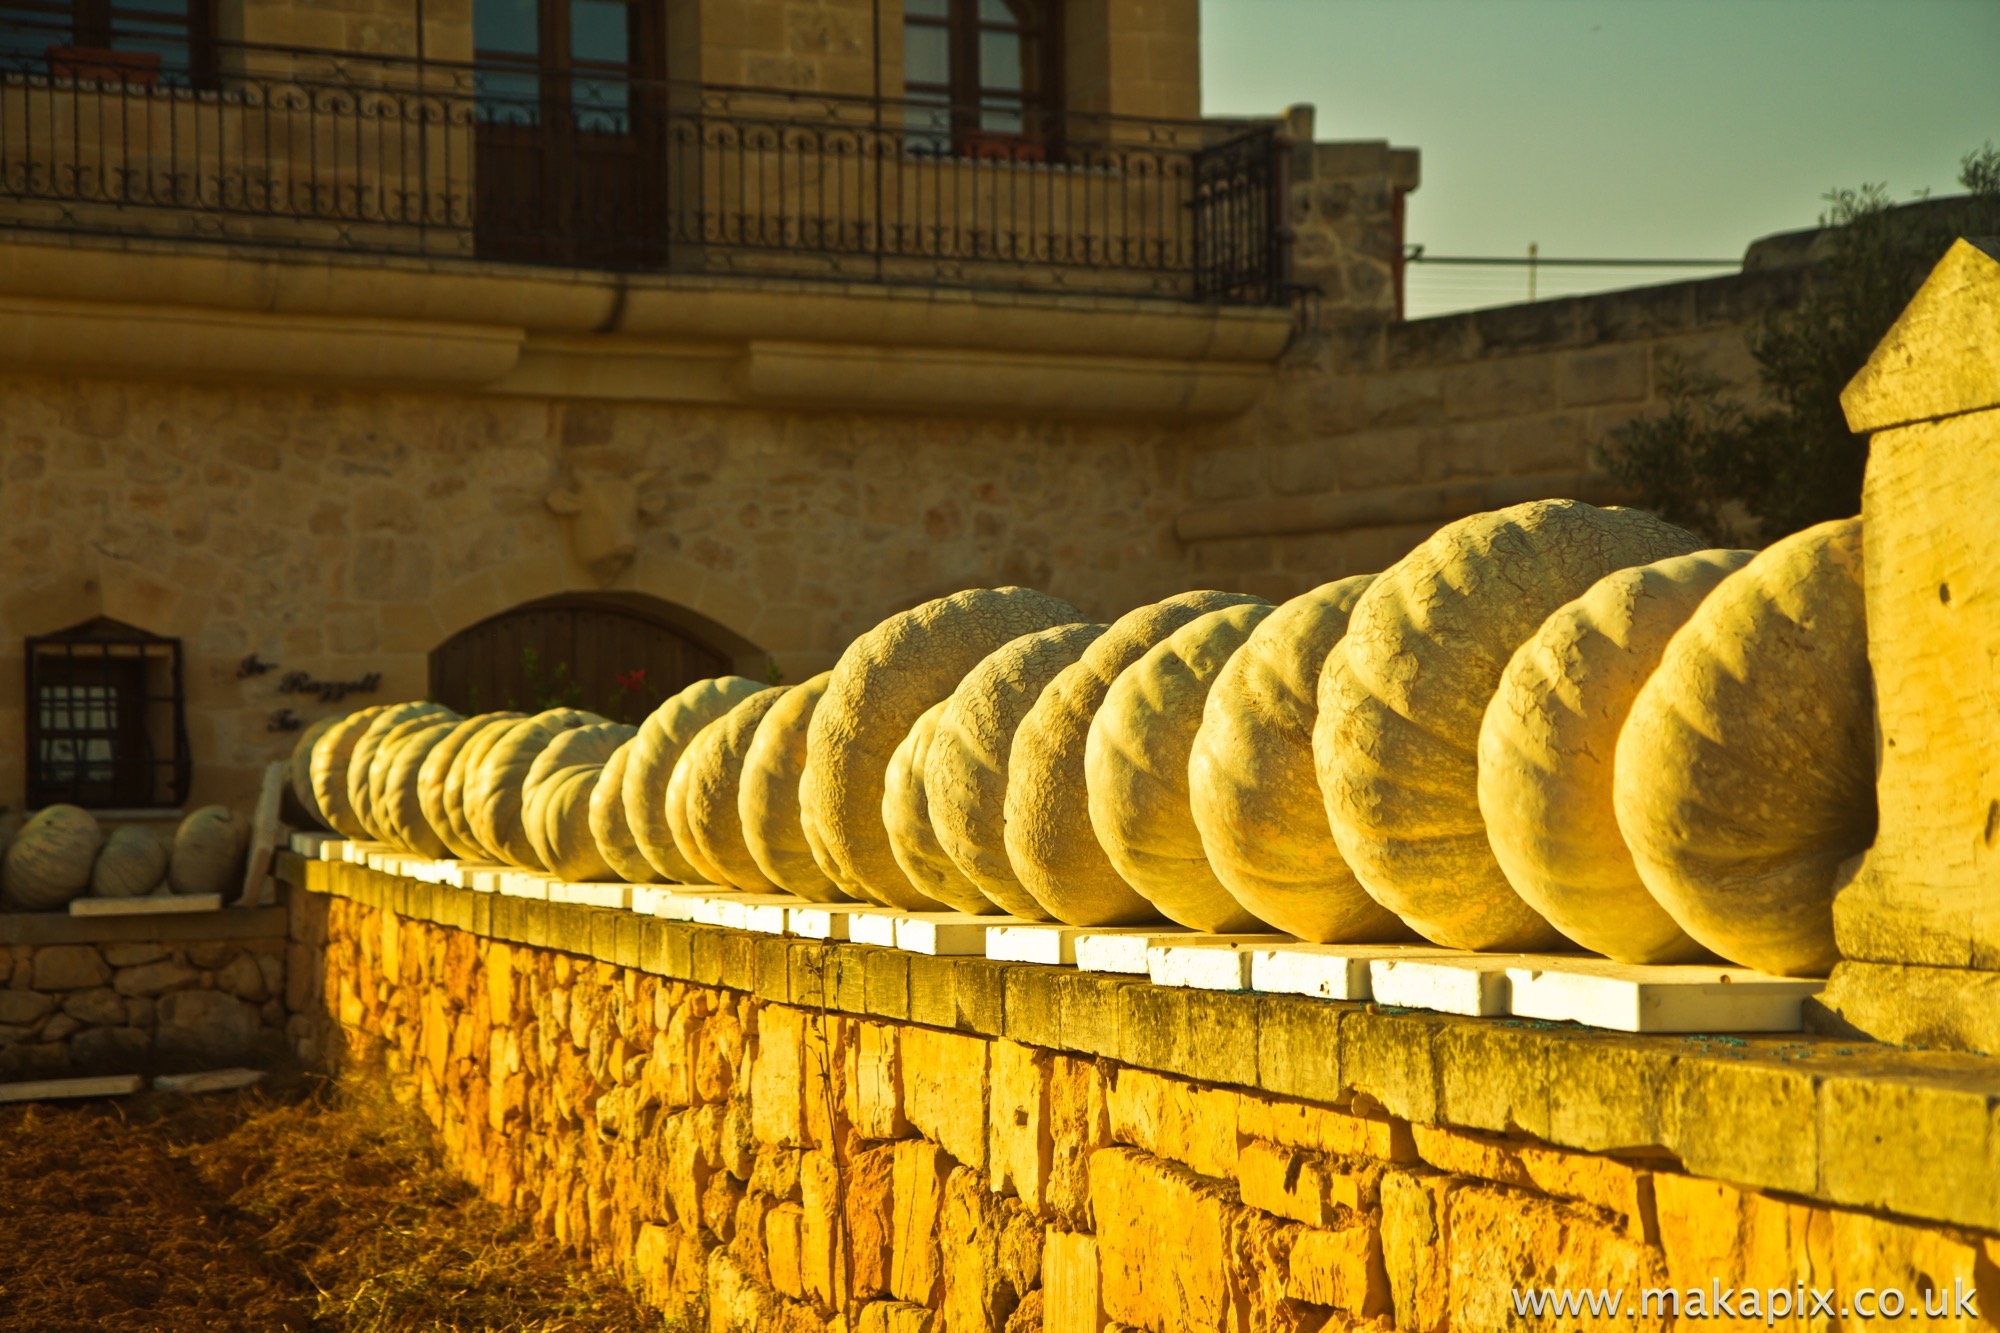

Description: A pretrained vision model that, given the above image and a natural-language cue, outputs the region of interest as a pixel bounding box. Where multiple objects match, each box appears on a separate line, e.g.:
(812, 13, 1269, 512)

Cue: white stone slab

(154, 1067, 265, 1094)
(849, 911, 902, 948)
(1147, 936, 1295, 991)
(632, 885, 683, 916)
(788, 903, 872, 941)
(1073, 928, 1198, 975)
(1370, 956, 1518, 1016)
(553, 882, 634, 910)
(896, 912, 1016, 956)
(723, 895, 796, 935)
(0, 1073, 144, 1103)
(341, 840, 392, 865)
(288, 830, 333, 858)
(1249, 944, 1460, 1002)
(403, 860, 449, 885)
(986, 923, 1092, 965)
(498, 872, 555, 900)
(70, 892, 222, 917)
(1505, 959, 1825, 1033)
(448, 862, 507, 891)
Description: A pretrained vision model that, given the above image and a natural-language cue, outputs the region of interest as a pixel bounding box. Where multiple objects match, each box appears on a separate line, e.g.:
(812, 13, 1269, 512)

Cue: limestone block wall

(290, 861, 2000, 1333)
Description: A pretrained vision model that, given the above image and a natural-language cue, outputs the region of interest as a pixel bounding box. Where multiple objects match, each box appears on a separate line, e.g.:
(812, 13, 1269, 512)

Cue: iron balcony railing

(0, 23, 1291, 305)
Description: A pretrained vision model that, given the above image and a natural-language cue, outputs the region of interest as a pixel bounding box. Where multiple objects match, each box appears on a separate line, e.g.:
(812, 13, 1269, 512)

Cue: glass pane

(905, 0, 948, 17)
(475, 68, 541, 125)
(572, 74, 629, 132)
(570, 0, 629, 65)
(904, 96, 950, 155)
(979, 28, 1020, 92)
(980, 99, 1022, 134)
(903, 22, 948, 88)
(476, 0, 538, 55)
(111, 0, 192, 16)
(979, 0, 1023, 24)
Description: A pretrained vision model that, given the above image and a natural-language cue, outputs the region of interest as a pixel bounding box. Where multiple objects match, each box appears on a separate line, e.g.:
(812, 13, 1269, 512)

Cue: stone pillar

(1281, 106, 1421, 325)
(1819, 236, 2000, 1053)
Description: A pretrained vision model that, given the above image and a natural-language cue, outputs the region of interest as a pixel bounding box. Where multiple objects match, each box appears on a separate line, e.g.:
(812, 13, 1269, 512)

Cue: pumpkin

(169, 805, 249, 896)
(737, 672, 849, 901)
(803, 587, 1088, 909)
(1614, 518, 1872, 976)
(309, 705, 389, 839)
(1087, 604, 1277, 933)
(346, 702, 456, 842)
(418, 713, 526, 862)
(1478, 549, 1753, 963)
(677, 687, 790, 892)
(1314, 500, 1703, 950)
(467, 708, 609, 870)
(374, 720, 462, 858)
(1006, 591, 1268, 926)
(287, 716, 338, 831)
(624, 678, 770, 883)
(0, 810, 22, 861)
(2, 805, 103, 910)
(364, 712, 461, 850)
(589, 740, 659, 884)
(884, 700, 999, 915)
(927, 623, 1107, 918)
(664, 722, 731, 887)
(1189, 578, 1412, 944)
(533, 764, 616, 884)
(91, 824, 169, 899)
(521, 723, 636, 874)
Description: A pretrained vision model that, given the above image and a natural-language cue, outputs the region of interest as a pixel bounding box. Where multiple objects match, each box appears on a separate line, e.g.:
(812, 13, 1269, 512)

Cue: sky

(1201, 0, 2000, 317)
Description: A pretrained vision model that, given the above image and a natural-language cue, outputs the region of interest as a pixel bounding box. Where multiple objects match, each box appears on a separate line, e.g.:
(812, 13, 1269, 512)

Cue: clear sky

(1202, 0, 2000, 315)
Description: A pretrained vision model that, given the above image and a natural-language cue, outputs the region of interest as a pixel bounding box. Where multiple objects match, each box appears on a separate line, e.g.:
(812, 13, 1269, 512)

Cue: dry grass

(0, 1075, 656, 1333)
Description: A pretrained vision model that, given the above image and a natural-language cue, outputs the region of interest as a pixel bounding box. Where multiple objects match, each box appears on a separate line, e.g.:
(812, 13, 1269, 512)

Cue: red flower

(615, 668, 647, 693)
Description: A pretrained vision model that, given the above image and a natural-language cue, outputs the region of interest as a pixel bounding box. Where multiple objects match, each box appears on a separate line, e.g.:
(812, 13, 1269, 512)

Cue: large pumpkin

(440, 715, 529, 862)
(624, 678, 769, 883)
(286, 716, 339, 832)
(467, 708, 609, 870)
(676, 687, 789, 893)
(521, 723, 636, 875)
(170, 805, 249, 896)
(1087, 604, 1276, 933)
(3, 805, 103, 910)
(884, 700, 997, 915)
(91, 824, 168, 898)
(927, 623, 1107, 919)
(802, 587, 1087, 910)
(1005, 591, 1268, 926)
(588, 740, 658, 884)
(417, 713, 525, 862)
(1314, 500, 1703, 950)
(1478, 549, 1752, 963)
(1189, 578, 1411, 944)
(737, 672, 849, 901)
(308, 705, 388, 839)
(346, 702, 456, 842)
(372, 718, 461, 858)
(1614, 518, 1872, 976)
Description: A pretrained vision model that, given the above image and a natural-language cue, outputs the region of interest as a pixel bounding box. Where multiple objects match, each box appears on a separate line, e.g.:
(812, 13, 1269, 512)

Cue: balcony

(0, 21, 1292, 307)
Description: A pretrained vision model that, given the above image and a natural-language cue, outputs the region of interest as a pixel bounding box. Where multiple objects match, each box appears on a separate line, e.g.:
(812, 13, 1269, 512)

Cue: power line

(1404, 246, 1739, 268)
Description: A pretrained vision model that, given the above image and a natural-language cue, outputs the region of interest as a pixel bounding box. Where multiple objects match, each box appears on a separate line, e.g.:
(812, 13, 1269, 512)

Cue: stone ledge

(0, 897, 291, 946)
(291, 854, 2000, 1234)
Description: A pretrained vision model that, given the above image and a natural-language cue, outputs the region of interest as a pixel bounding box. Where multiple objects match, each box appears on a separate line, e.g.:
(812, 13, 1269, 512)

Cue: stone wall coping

(0, 900, 292, 946)
(289, 853, 2000, 1236)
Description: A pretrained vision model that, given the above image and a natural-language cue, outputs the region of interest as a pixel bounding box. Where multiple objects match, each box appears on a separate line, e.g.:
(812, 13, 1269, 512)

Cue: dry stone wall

(292, 860, 2000, 1333)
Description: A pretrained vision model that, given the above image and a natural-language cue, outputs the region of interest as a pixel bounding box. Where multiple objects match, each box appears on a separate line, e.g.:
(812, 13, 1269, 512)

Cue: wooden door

(427, 595, 731, 724)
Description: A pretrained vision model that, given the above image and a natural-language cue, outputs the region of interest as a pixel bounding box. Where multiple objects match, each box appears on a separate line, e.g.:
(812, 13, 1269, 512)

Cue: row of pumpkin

(296, 499, 1872, 979)
(0, 805, 252, 910)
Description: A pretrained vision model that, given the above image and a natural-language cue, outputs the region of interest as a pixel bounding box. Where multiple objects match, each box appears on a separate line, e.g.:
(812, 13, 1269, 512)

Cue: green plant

(520, 646, 584, 711)
(765, 656, 786, 687)
(1597, 145, 2000, 544)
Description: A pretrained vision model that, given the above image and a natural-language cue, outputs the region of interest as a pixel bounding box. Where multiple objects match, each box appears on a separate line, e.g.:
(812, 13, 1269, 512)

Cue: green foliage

(765, 656, 787, 687)
(1598, 145, 2000, 544)
(519, 646, 584, 712)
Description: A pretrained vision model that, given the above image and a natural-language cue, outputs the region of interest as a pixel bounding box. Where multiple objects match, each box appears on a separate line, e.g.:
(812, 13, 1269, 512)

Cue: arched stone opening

(426, 592, 760, 725)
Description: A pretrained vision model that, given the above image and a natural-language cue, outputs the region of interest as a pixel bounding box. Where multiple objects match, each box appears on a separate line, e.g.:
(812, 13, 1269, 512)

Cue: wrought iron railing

(0, 22, 1291, 305)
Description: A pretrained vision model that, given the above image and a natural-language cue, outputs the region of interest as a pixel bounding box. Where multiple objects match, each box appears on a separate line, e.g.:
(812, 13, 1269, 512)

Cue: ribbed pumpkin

(1087, 603, 1277, 933)
(664, 718, 732, 887)
(367, 718, 460, 856)
(3, 805, 103, 910)
(928, 623, 1107, 919)
(533, 764, 616, 883)
(347, 702, 456, 842)
(1189, 578, 1412, 944)
(678, 687, 790, 893)
(521, 723, 636, 876)
(884, 700, 998, 915)
(287, 716, 339, 831)
(424, 713, 526, 863)
(625, 678, 769, 883)
(170, 805, 248, 896)
(309, 706, 389, 839)
(1478, 549, 1753, 963)
(1007, 591, 1268, 926)
(588, 740, 658, 883)
(738, 672, 849, 901)
(1614, 518, 1872, 976)
(803, 588, 1089, 910)
(467, 708, 610, 870)
(1314, 500, 1703, 951)
(91, 824, 169, 899)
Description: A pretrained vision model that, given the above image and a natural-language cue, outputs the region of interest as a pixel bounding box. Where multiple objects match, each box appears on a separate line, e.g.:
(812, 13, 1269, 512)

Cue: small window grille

(24, 617, 189, 810)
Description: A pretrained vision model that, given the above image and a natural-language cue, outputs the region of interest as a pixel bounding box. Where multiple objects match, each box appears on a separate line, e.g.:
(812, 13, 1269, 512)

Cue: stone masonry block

(1830, 1206, 1992, 1332)
(1664, 1056, 1819, 1198)
(800, 1150, 844, 1310)
(846, 1143, 897, 1301)
(1237, 1138, 1378, 1227)
(989, 1039, 1054, 1216)
(1540, 1029, 1676, 1154)
(765, 1202, 806, 1300)
(865, 949, 911, 1022)
(1447, 1185, 1671, 1332)
(1116, 986, 1257, 1090)
(752, 1004, 807, 1148)
(1556, 345, 1650, 407)
(1047, 1055, 1112, 1229)
(1380, 1169, 1454, 1333)
(1089, 1147, 1240, 1332)
(1442, 354, 1557, 423)
(1651, 1172, 1820, 1321)
(1286, 1224, 1391, 1315)
(1434, 1022, 1551, 1139)
(1339, 1009, 1442, 1125)
(1237, 1094, 1416, 1163)
(854, 1021, 913, 1141)
(902, 1027, 989, 1172)
(1818, 1068, 2000, 1233)
(1412, 1122, 1657, 1241)
(1105, 1067, 1241, 1180)
(940, 1166, 1027, 1333)
(1043, 1228, 1106, 1333)
(33, 945, 110, 991)
(1254, 994, 1344, 1104)
(891, 1138, 953, 1306)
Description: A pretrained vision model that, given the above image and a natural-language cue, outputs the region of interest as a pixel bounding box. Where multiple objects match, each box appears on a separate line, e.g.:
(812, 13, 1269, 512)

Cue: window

(25, 618, 190, 810)
(474, 0, 654, 132)
(0, 0, 213, 87)
(904, 0, 1059, 154)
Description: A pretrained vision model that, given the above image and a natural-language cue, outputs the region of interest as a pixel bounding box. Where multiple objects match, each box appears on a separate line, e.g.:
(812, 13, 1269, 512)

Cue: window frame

(24, 618, 191, 812)
(903, 0, 1062, 154)
(2, 0, 217, 88)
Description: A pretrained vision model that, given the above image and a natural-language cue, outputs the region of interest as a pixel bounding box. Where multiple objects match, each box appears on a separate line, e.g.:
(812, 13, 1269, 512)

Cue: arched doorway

(428, 592, 735, 724)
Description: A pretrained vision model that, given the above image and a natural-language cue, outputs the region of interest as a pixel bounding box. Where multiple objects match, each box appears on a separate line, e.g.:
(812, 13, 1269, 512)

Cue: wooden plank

(237, 760, 286, 907)
(0, 1073, 144, 1103)
(71, 892, 222, 917)
(154, 1067, 266, 1094)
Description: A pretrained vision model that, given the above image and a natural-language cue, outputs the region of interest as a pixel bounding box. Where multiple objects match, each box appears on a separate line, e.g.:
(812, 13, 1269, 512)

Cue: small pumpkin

(309, 706, 389, 840)
(678, 687, 790, 893)
(91, 825, 170, 899)
(625, 678, 770, 883)
(467, 708, 610, 870)
(521, 723, 636, 875)
(346, 702, 456, 842)
(533, 764, 615, 883)
(287, 717, 338, 831)
(737, 672, 849, 901)
(364, 710, 460, 848)
(3, 805, 103, 911)
(169, 805, 248, 896)
(588, 739, 659, 884)
(376, 719, 462, 859)
(428, 713, 528, 863)
(884, 700, 998, 915)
